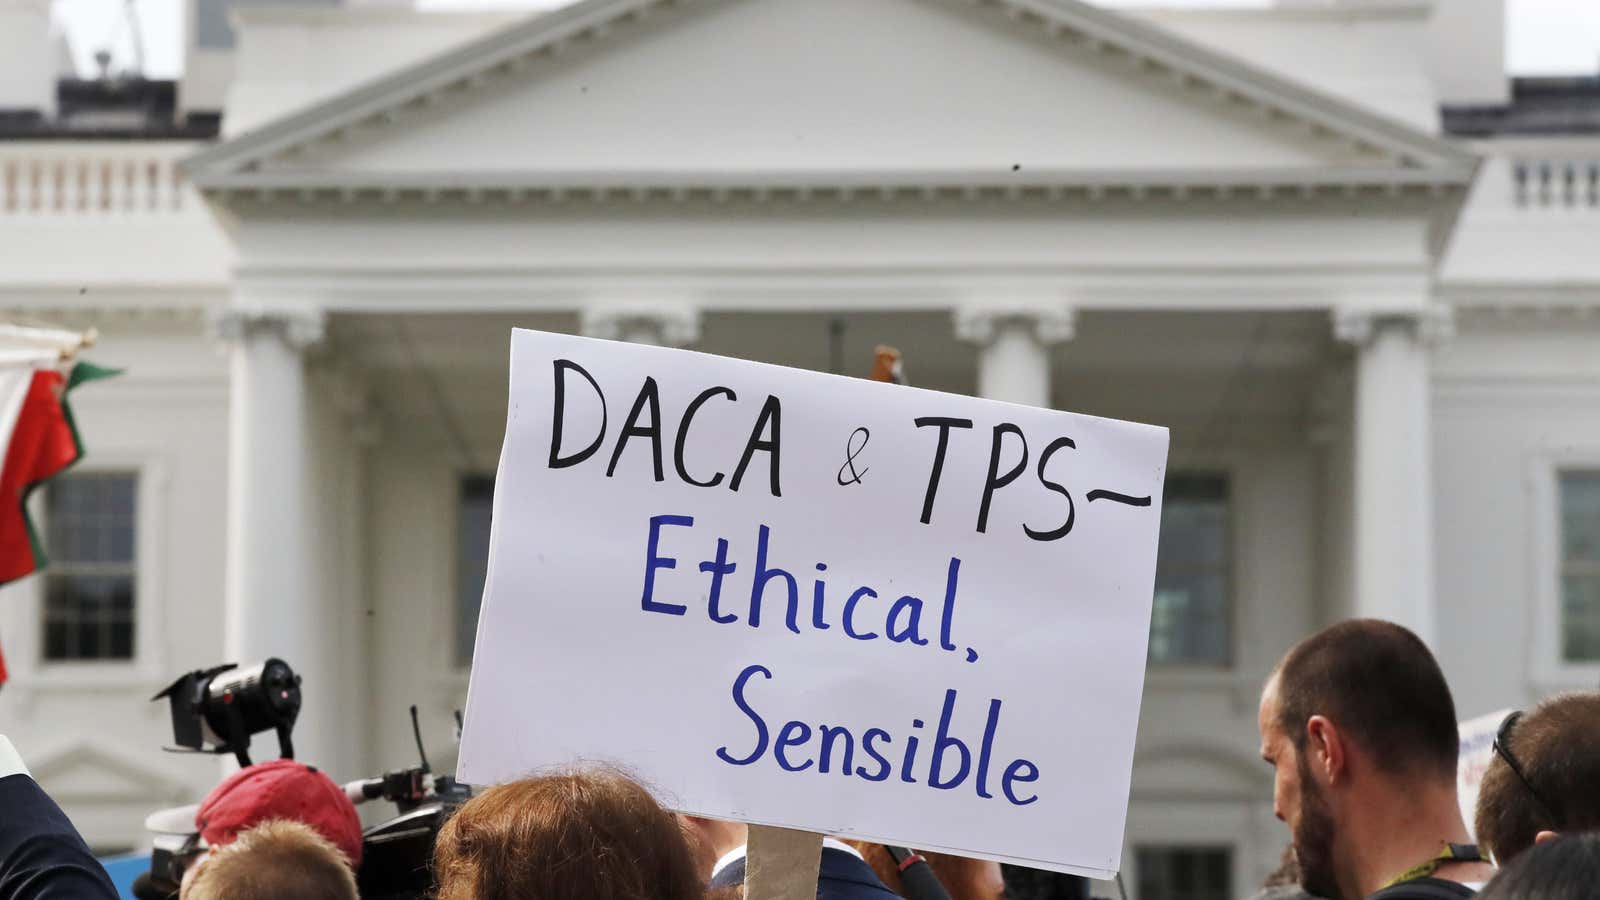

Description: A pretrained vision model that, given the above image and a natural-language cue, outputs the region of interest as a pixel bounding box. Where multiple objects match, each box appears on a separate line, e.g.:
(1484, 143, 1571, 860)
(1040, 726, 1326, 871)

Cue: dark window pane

(74, 620, 100, 658)
(1561, 471, 1600, 562)
(1136, 847, 1232, 900)
(44, 621, 69, 659)
(457, 475, 495, 666)
(110, 620, 134, 659)
(1562, 573, 1600, 662)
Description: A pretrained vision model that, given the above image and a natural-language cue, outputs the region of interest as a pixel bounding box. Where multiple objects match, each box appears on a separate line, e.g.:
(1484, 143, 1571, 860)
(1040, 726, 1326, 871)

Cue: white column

(1334, 307, 1450, 644)
(954, 305, 1076, 406)
(580, 305, 700, 347)
(217, 308, 344, 772)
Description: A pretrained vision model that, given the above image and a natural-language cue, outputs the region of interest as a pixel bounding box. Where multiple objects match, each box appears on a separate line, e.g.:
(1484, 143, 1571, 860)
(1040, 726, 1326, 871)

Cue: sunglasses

(1492, 711, 1557, 824)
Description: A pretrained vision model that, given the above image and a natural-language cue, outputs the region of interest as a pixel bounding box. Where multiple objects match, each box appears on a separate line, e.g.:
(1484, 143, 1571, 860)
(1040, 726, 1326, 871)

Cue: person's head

(194, 758, 363, 868)
(1258, 619, 1461, 899)
(434, 767, 705, 900)
(1474, 691, 1600, 865)
(179, 819, 358, 900)
(1475, 832, 1600, 900)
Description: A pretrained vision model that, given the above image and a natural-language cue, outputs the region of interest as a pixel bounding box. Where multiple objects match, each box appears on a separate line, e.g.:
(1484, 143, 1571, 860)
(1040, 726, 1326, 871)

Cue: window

(1148, 474, 1231, 667)
(1136, 846, 1232, 900)
(1560, 471, 1600, 661)
(42, 473, 138, 662)
(456, 475, 495, 666)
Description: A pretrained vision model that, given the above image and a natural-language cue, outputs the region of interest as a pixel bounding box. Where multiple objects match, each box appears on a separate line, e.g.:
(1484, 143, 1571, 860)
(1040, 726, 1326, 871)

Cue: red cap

(195, 759, 363, 867)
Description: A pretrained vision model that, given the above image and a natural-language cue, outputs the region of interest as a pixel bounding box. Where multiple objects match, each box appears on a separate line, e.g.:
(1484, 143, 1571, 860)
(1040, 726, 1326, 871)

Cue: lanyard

(1379, 843, 1483, 889)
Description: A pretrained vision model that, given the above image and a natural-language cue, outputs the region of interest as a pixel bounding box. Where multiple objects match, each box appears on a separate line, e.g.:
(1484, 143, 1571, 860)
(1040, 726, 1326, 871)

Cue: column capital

(1332, 305, 1454, 347)
(953, 303, 1077, 346)
(580, 303, 700, 346)
(213, 306, 327, 351)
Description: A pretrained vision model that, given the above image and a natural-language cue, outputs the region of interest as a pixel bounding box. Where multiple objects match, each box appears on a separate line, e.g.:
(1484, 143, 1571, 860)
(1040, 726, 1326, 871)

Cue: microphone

(884, 845, 953, 900)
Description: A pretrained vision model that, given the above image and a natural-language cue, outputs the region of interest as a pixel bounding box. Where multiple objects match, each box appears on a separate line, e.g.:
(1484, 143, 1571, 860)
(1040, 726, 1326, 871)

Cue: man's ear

(1305, 715, 1347, 785)
(1534, 830, 1560, 846)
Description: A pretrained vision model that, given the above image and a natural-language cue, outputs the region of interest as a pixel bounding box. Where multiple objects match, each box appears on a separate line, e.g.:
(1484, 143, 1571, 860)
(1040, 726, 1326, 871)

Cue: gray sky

(52, 0, 1600, 82)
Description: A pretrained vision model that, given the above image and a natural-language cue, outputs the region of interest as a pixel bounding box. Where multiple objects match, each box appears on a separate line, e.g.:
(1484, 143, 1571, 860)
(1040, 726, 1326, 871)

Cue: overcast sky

(52, 0, 1600, 82)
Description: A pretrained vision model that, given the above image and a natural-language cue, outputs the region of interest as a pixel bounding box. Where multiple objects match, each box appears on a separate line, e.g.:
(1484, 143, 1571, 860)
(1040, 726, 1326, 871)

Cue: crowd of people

(0, 618, 1596, 900)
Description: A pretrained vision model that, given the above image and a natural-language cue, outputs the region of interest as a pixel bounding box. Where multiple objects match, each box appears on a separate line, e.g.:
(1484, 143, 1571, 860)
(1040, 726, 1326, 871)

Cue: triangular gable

(30, 741, 193, 805)
(186, 0, 1475, 190)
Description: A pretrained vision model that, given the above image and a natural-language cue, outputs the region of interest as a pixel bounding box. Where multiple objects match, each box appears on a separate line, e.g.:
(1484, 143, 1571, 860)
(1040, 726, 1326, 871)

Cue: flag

(0, 360, 118, 686)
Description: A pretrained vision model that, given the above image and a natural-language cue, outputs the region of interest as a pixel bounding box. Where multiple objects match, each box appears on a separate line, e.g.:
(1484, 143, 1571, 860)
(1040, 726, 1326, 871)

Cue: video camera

(138, 658, 471, 900)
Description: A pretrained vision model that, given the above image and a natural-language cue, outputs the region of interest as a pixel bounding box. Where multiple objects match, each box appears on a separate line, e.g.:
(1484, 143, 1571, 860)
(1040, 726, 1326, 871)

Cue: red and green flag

(0, 359, 118, 685)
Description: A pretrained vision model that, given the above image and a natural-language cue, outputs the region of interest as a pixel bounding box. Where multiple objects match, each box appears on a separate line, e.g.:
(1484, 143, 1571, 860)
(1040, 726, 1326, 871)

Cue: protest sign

(458, 328, 1169, 878)
(1457, 708, 1511, 839)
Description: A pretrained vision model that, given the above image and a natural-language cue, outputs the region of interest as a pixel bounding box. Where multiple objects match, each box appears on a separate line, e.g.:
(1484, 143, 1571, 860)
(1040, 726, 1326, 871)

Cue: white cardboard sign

(1457, 708, 1512, 840)
(459, 329, 1170, 878)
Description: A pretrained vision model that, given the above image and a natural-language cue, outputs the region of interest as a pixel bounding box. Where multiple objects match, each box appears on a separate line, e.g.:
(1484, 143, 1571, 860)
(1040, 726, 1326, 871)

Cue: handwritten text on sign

(459, 329, 1169, 878)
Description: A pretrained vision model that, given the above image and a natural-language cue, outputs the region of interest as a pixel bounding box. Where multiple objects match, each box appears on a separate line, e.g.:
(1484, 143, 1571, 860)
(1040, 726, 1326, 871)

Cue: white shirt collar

(710, 838, 864, 880)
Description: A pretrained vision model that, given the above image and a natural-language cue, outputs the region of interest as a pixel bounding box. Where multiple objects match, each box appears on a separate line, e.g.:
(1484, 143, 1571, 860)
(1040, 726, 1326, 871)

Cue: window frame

(40, 470, 141, 664)
(1147, 469, 1237, 672)
(0, 454, 169, 689)
(1133, 844, 1236, 900)
(1530, 450, 1600, 687)
(1557, 469, 1600, 662)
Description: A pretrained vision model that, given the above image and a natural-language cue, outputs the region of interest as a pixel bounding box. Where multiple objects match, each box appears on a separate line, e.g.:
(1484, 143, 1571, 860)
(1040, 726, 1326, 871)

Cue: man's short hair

(1273, 619, 1458, 779)
(1474, 691, 1600, 865)
(182, 819, 358, 900)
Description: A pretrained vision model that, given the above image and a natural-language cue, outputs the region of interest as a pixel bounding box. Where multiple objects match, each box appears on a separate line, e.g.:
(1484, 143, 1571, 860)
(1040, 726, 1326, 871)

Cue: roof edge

(185, 0, 1477, 180)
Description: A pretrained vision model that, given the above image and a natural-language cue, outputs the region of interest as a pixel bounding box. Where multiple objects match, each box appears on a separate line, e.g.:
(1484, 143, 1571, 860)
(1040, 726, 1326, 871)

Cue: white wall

(0, 1, 57, 118)
(1424, 0, 1508, 106)
(1432, 320, 1600, 717)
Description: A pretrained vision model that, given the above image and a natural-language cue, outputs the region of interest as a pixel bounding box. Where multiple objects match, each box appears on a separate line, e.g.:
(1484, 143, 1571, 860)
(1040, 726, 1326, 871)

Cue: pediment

(187, 0, 1474, 194)
(30, 742, 192, 805)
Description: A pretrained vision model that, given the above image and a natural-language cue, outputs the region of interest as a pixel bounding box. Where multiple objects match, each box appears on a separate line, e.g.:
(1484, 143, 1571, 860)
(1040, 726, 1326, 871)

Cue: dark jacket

(0, 774, 120, 900)
(712, 846, 903, 900)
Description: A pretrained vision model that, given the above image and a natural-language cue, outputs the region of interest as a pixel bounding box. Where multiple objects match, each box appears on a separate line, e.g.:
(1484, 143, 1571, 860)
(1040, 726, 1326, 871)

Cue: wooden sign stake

(745, 824, 824, 900)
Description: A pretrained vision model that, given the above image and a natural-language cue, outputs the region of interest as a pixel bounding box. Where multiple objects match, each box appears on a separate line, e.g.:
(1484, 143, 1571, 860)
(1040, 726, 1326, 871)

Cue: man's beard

(1294, 754, 1341, 900)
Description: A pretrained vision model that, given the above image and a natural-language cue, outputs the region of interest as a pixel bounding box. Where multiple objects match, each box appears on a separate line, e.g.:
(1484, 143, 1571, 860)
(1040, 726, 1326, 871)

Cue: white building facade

(2, 0, 1599, 895)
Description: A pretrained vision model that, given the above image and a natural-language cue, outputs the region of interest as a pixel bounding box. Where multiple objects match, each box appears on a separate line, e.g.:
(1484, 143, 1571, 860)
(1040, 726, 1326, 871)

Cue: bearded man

(1257, 620, 1494, 900)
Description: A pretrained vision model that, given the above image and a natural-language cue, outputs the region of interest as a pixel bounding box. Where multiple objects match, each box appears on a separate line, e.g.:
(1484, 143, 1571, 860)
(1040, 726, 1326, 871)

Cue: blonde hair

(182, 819, 358, 900)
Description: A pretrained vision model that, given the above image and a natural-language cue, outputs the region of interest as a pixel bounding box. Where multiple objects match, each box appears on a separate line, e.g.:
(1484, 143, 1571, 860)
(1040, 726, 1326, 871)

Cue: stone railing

(0, 143, 199, 216)
(1511, 156, 1600, 208)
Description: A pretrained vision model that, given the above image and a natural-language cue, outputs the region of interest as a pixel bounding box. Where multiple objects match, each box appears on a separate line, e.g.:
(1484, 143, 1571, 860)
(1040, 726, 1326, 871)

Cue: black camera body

(356, 774, 473, 900)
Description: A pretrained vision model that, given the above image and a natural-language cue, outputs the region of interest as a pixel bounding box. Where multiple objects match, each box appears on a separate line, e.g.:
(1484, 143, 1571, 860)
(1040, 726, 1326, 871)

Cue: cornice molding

(579, 302, 700, 346)
(0, 305, 208, 330)
(184, 0, 1476, 191)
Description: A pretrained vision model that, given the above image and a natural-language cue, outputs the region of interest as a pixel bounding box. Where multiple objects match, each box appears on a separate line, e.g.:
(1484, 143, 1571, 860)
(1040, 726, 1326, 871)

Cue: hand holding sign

(459, 329, 1168, 879)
